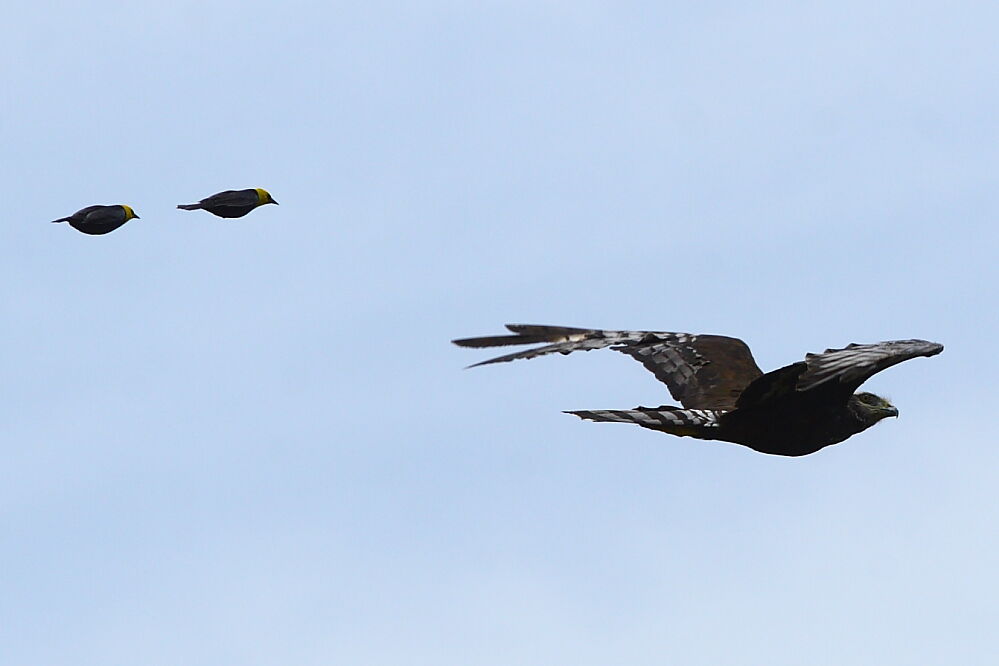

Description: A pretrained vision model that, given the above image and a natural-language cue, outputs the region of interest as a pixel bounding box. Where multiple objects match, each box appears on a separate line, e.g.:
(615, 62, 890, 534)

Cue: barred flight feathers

(616, 334, 761, 410)
(567, 407, 725, 439)
(454, 323, 944, 456)
(452, 324, 760, 410)
(452, 324, 651, 367)
(451, 325, 594, 349)
(797, 340, 944, 393)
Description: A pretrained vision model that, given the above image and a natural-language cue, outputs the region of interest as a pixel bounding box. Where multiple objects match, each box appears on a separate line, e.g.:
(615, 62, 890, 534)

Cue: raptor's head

(851, 391, 899, 427)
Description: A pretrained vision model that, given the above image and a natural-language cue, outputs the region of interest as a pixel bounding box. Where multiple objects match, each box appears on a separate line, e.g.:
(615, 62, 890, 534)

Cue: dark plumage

(177, 188, 278, 218)
(453, 324, 944, 456)
(50, 204, 139, 235)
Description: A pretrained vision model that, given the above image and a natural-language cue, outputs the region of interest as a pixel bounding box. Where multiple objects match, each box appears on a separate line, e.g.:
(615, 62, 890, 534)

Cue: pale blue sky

(2, 2, 997, 664)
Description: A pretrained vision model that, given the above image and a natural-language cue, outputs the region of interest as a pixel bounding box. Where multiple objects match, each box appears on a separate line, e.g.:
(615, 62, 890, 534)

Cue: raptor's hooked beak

(886, 405, 899, 418)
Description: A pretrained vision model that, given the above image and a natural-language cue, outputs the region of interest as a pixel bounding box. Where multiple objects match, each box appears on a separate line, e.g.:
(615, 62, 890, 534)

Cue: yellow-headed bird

(51, 205, 140, 235)
(177, 188, 279, 218)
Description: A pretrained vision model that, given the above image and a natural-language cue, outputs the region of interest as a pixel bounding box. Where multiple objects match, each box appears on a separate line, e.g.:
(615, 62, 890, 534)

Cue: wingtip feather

(452, 335, 536, 348)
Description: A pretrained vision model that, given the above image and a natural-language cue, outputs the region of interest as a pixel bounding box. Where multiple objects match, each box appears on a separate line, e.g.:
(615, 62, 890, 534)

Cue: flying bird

(453, 324, 943, 456)
(51, 204, 140, 235)
(177, 188, 278, 218)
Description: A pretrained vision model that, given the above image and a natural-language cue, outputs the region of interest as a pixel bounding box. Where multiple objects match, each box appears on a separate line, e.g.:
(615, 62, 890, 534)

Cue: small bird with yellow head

(51, 205, 140, 235)
(177, 188, 279, 218)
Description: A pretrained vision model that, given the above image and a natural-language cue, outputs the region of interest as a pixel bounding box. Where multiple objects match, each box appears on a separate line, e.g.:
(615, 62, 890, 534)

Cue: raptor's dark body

(453, 325, 943, 456)
(695, 386, 887, 456)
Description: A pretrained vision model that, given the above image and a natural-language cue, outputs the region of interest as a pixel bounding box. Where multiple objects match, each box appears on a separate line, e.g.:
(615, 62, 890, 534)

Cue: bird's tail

(50, 217, 70, 224)
(566, 406, 726, 438)
(176, 203, 201, 210)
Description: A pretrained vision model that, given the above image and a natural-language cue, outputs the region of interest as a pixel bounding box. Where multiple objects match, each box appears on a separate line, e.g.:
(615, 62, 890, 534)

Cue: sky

(2, 1, 997, 663)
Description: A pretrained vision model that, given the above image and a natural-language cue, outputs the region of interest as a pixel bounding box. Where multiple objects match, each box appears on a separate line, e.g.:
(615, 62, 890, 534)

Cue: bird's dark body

(716, 391, 868, 456)
(605, 372, 875, 456)
(51, 205, 134, 235)
(177, 189, 274, 218)
(453, 324, 943, 456)
(699, 360, 873, 455)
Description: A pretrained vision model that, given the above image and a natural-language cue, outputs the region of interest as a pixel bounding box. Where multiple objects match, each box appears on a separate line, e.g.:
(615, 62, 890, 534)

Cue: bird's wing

(796, 339, 944, 394)
(453, 324, 762, 409)
(204, 190, 255, 206)
(82, 206, 121, 224)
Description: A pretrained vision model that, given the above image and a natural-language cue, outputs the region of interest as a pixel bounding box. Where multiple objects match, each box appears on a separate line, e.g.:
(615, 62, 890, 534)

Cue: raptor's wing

(736, 339, 944, 409)
(796, 339, 944, 394)
(452, 324, 763, 410)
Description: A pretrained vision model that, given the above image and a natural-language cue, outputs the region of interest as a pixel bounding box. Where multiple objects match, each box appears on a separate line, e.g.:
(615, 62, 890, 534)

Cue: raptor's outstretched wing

(796, 339, 944, 394)
(452, 324, 763, 410)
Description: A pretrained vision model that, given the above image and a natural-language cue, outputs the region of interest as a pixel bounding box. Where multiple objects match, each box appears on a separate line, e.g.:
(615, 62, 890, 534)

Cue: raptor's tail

(566, 406, 726, 438)
(176, 203, 201, 210)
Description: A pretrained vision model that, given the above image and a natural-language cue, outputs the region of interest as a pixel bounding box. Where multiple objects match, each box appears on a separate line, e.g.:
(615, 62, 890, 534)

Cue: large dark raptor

(453, 324, 943, 456)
